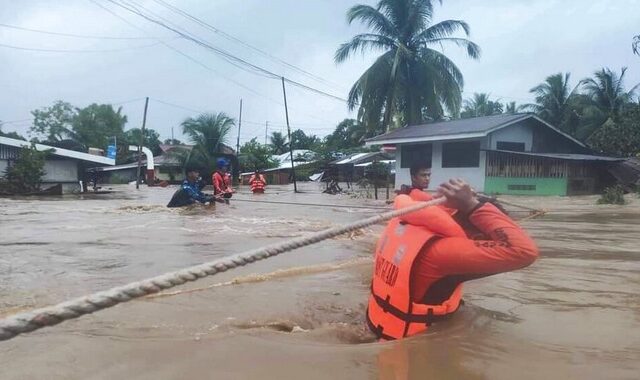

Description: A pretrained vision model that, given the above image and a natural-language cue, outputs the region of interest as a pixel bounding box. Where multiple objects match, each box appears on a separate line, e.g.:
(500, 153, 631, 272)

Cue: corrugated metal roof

(366, 114, 530, 143)
(0, 136, 115, 165)
(487, 149, 623, 161)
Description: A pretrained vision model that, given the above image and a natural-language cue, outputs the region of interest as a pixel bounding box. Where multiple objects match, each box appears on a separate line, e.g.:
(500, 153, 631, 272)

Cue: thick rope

(0, 197, 445, 342)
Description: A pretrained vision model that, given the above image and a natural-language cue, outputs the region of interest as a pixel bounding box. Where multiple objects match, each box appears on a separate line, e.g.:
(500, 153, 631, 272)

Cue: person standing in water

(212, 158, 233, 199)
(367, 178, 538, 340)
(167, 166, 215, 208)
(249, 170, 267, 194)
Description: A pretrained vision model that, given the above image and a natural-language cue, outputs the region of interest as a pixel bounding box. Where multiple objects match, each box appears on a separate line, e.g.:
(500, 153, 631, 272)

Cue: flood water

(1, 183, 639, 379)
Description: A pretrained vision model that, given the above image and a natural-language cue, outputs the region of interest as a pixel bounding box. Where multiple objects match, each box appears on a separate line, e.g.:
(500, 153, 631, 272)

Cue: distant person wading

(167, 167, 215, 208)
(249, 170, 267, 194)
(212, 158, 233, 200)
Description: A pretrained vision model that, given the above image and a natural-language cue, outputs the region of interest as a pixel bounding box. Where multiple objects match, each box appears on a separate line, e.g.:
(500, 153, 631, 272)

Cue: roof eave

(0, 136, 115, 165)
(365, 132, 487, 146)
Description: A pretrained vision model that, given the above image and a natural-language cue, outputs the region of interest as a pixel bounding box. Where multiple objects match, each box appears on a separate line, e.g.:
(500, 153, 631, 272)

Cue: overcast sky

(1, 0, 639, 145)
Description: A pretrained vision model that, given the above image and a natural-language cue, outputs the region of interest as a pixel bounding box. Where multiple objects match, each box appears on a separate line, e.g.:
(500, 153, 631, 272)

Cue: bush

(597, 185, 626, 205)
(1, 145, 48, 193)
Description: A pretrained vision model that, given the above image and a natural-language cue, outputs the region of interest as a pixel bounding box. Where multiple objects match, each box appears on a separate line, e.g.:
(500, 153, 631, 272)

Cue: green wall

(484, 177, 568, 196)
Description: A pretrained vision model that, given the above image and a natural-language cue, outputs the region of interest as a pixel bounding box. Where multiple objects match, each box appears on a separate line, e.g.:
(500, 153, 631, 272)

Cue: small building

(365, 114, 622, 196)
(240, 149, 317, 185)
(95, 143, 236, 184)
(329, 152, 395, 183)
(0, 136, 115, 193)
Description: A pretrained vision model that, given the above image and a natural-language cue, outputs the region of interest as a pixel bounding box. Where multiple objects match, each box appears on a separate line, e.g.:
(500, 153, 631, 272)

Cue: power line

(0, 41, 162, 53)
(89, 0, 284, 105)
(149, 0, 346, 91)
(105, 0, 351, 105)
(0, 22, 160, 40)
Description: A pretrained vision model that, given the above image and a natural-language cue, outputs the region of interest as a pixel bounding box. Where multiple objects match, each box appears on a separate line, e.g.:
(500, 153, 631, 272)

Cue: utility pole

(136, 97, 149, 190)
(281, 77, 297, 192)
(171, 127, 174, 143)
(265, 121, 269, 145)
(236, 99, 243, 154)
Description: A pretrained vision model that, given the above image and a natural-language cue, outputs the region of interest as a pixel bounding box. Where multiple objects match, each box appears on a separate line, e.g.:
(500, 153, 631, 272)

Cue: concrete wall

(485, 177, 568, 196)
(488, 123, 533, 151)
(395, 138, 486, 191)
(42, 160, 78, 183)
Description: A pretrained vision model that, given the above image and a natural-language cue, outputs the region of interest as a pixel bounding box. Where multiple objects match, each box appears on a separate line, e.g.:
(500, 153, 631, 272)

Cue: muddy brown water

(0, 183, 639, 379)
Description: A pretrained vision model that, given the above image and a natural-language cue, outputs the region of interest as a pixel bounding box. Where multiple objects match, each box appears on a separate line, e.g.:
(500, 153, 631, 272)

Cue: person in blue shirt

(167, 166, 215, 208)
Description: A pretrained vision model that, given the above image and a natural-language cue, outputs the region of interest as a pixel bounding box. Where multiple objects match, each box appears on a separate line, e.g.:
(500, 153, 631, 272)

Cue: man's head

(410, 165, 431, 190)
(185, 166, 200, 182)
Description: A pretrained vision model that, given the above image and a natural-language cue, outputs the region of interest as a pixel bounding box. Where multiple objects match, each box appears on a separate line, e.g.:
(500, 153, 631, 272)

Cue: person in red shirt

(367, 178, 539, 340)
(212, 158, 233, 200)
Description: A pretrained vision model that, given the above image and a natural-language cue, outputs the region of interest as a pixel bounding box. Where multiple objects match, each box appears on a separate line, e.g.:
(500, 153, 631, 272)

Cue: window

(442, 141, 480, 168)
(497, 141, 526, 152)
(507, 184, 536, 191)
(401, 144, 432, 168)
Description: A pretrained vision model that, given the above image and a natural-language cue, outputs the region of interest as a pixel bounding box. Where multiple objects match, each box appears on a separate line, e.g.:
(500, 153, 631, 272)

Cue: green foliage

(72, 104, 127, 150)
(163, 138, 183, 145)
(597, 185, 626, 205)
(588, 104, 640, 157)
(109, 173, 131, 184)
(323, 119, 367, 150)
(124, 128, 162, 155)
(2, 145, 49, 193)
(239, 138, 280, 172)
(460, 93, 504, 118)
(179, 112, 234, 175)
(290, 129, 321, 150)
(336, 0, 480, 132)
(0, 123, 26, 140)
(523, 73, 582, 135)
(269, 131, 288, 155)
(30, 101, 77, 143)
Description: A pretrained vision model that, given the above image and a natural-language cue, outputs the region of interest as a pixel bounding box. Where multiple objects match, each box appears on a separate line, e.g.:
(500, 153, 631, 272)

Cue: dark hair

(410, 165, 430, 177)
(185, 166, 200, 174)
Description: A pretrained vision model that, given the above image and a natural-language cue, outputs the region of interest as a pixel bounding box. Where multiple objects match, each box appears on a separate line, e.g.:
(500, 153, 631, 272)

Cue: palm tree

(505, 101, 518, 114)
(269, 131, 288, 154)
(179, 112, 234, 175)
(523, 73, 581, 135)
(335, 0, 480, 132)
(582, 67, 638, 123)
(633, 35, 640, 56)
(460, 93, 503, 118)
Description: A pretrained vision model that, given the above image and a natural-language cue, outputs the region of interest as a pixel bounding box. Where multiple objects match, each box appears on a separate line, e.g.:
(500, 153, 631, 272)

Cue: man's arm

(410, 179, 539, 301)
(182, 183, 210, 204)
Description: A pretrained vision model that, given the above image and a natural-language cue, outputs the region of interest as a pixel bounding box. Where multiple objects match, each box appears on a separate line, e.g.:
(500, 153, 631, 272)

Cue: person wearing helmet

(212, 158, 233, 200)
(167, 166, 215, 208)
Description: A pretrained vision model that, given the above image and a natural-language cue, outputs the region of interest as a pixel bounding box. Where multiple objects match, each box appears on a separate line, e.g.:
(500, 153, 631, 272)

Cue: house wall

(395, 138, 487, 191)
(488, 122, 533, 151)
(0, 159, 7, 175)
(484, 177, 568, 196)
(42, 159, 78, 183)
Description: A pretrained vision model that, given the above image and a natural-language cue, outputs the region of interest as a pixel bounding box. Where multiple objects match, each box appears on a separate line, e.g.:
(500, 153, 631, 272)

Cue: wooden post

(136, 97, 149, 190)
(236, 99, 242, 155)
(281, 77, 297, 193)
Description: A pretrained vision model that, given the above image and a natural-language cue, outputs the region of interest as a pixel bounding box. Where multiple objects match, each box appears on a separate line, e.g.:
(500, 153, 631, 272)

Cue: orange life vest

(249, 174, 266, 193)
(367, 195, 466, 340)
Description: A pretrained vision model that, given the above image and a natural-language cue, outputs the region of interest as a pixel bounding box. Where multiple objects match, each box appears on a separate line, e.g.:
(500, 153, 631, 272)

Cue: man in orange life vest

(367, 178, 539, 340)
(249, 170, 267, 194)
(212, 158, 233, 200)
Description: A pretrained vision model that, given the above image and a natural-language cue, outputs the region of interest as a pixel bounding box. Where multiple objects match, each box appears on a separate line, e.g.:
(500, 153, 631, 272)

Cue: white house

(365, 114, 621, 196)
(0, 136, 115, 193)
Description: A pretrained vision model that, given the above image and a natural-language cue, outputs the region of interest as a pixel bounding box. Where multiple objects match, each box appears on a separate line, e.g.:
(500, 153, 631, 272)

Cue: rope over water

(0, 197, 446, 342)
